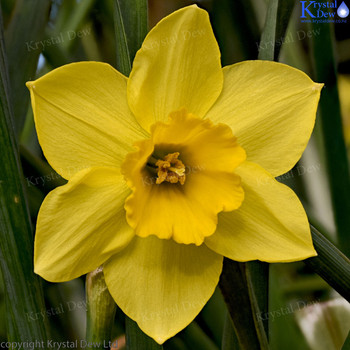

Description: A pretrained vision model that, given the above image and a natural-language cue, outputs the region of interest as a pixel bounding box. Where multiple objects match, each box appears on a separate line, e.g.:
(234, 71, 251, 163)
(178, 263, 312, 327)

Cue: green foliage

(1, 0, 350, 349)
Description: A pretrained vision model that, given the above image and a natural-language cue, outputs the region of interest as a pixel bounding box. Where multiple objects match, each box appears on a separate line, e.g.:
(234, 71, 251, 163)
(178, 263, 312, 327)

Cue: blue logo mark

(337, 1, 350, 17)
(300, 1, 348, 22)
(301, 1, 317, 18)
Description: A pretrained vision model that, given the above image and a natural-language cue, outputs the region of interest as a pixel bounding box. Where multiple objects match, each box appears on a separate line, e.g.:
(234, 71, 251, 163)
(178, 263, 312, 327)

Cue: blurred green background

(0, 0, 350, 349)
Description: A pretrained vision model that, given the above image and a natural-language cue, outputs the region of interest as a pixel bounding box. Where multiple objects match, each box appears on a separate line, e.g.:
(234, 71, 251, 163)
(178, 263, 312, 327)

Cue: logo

(300, 1, 349, 22)
(337, 1, 350, 16)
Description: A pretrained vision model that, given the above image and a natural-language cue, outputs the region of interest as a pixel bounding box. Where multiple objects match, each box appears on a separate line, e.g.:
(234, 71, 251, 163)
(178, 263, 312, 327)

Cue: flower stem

(86, 267, 117, 349)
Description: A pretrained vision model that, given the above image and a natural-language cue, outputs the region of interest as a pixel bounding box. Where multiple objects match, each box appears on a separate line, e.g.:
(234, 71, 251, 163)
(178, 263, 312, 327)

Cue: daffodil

(27, 5, 322, 344)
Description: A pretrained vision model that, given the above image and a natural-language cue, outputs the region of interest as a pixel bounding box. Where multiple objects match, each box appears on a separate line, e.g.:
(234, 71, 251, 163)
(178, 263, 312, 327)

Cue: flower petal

(104, 236, 223, 344)
(122, 111, 245, 245)
(27, 62, 148, 179)
(205, 161, 317, 262)
(151, 109, 246, 173)
(125, 171, 244, 246)
(127, 5, 223, 131)
(34, 167, 134, 282)
(206, 61, 323, 177)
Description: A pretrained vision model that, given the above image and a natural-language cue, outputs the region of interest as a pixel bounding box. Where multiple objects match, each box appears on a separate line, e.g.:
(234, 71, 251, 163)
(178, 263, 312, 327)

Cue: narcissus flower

(27, 5, 322, 344)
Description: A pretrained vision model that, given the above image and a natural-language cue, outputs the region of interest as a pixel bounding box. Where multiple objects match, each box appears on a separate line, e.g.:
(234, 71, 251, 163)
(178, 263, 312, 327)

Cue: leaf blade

(4, 0, 51, 135)
(113, 0, 148, 76)
(0, 6, 50, 342)
(305, 226, 350, 302)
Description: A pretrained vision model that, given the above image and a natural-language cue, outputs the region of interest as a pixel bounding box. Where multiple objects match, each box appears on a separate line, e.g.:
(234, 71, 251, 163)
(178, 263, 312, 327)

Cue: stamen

(169, 166, 186, 177)
(148, 152, 186, 185)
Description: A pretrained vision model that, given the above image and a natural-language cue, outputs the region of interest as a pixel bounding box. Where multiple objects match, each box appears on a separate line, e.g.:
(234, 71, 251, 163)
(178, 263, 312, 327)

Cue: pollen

(154, 152, 186, 185)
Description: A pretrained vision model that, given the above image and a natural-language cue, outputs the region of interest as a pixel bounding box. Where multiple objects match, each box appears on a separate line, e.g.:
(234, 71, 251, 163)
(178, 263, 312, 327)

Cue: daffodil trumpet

(27, 5, 322, 344)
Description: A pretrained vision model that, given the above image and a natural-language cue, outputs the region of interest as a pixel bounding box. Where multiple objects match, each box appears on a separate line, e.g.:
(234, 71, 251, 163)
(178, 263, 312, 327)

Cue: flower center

(147, 152, 186, 185)
(121, 109, 246, 245)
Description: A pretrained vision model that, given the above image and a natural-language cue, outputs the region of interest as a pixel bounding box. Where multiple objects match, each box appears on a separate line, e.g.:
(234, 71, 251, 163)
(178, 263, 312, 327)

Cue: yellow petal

(206, 61, 323, 177)
(127, 5, 223, 131)
(122, 110, 245, 245)
(205, 161, 317, 262)
(104, 236, 223, 344)
(152, 109, 246, 173)
(125, 171, 244, 246)
(27, 62, 148, 180)
(34, 167, 134, 282)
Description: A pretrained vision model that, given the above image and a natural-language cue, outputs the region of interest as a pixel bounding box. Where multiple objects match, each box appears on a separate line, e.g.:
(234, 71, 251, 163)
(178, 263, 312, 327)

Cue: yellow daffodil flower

(27, 5, 322, 344)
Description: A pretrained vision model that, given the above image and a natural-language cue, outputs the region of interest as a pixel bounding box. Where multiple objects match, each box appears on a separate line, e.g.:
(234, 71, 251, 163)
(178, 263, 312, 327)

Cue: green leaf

(305, 226, 350, 302)
(219, 258, 265, 350)
(54, 0, 77, 32)
(258, 0, 295, 60)
(309, 17, 350, 257)
(59, 0, 96, 52)
(4, 293, 16, 341)
(221, 313, 240, 350)
(268, 264, 310, 350)
(126, 316, 163, 350)
(117, 0, 147, 68)
(86, 268, 117, 349)
(245, 262, 269, 345)
(113, 0, 148, 76)
(0, 6, 50, 342)
(179, 323, 218, 350)
(258, 0, 278, 60)
(200, 288, 226, 347)
(274, 0, 295, 60)
(4, 0, 51, 135)
(20, 145, 66, 193)
(42, 0, 97, 68)
(113, 0, 131, 76)
(342, 331, 350, 350)
(163, 337, 188, 350)
(244, 1, 296, 346)
(211, 0, 260, 64)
